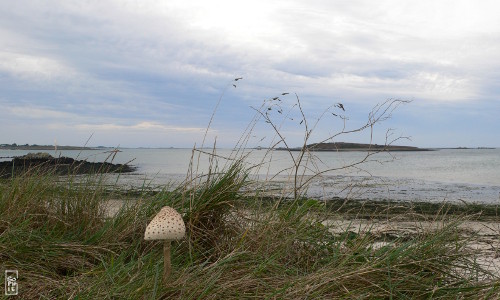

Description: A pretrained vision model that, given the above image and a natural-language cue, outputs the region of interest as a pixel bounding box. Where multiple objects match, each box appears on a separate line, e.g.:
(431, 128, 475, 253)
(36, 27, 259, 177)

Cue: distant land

(438, 147, 496, 150)
(0, 143, 104, 150)
(1, 143, 495, 151)
(277, 142, 432, 152)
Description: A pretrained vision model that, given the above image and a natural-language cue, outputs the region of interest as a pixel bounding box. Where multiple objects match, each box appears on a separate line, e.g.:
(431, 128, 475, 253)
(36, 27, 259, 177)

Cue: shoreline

(97, 171, 500, 204)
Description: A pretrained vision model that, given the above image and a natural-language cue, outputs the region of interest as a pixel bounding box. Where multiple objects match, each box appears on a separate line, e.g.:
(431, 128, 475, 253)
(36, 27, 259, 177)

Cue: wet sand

(98, 172, 500, 204)
(308, 176, 500, 204)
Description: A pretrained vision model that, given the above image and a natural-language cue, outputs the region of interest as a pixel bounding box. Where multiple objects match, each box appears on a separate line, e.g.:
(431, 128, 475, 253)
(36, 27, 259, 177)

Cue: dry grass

(2, 83, 498, 299)
(1, 164, 499, 299)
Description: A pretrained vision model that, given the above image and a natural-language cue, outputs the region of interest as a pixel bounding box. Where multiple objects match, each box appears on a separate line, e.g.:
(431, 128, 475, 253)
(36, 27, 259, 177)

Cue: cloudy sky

(1, 0, 499, 148)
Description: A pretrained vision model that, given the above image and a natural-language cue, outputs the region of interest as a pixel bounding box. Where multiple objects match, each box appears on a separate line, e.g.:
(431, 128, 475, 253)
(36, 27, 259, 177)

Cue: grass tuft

(1, 163, 499, 298)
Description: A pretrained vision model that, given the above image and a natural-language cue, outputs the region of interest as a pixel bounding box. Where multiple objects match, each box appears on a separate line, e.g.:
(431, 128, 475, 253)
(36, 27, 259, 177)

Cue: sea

(1, 148, 499, 204)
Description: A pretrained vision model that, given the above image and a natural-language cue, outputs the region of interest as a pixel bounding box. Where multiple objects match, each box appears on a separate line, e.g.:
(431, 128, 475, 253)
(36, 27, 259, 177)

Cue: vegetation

(1, 162, 499, 299)
(2, 82, 498, 298)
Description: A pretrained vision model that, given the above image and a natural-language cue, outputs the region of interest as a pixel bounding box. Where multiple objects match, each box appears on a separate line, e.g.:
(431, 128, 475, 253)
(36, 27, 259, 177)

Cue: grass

(2, 86, 499, 298)
(1, 161, 499, 299)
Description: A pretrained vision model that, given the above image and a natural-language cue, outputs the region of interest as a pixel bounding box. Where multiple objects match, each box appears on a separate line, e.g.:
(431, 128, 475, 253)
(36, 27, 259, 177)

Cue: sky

(1, 0, 499, 148)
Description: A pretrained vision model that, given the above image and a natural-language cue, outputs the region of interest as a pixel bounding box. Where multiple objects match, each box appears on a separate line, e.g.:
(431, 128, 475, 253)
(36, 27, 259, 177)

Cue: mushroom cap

(144, 206, 185, 241)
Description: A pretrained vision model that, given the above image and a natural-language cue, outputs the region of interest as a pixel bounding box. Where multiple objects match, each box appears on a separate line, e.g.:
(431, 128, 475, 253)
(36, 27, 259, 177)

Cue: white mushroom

(144, 206, 185, 282)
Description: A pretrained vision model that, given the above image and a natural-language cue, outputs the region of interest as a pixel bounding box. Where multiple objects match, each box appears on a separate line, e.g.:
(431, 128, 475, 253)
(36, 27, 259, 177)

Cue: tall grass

(1, 81, 499, 298)
(1, 160, 499, 299)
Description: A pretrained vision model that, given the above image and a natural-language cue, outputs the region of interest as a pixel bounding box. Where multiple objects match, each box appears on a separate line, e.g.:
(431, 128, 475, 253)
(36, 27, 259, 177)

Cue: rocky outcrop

(0, 153, 136, 178)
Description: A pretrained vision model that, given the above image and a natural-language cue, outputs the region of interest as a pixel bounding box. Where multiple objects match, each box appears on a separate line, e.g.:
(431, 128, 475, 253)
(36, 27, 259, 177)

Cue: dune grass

(2, 89, 499, 298)
(1, 161, 499, 299)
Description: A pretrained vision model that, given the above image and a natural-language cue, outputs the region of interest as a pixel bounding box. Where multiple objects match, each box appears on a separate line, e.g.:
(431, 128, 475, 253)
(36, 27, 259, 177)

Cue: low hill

(279, 142, 431, 152)
(0, 144, 98, 150)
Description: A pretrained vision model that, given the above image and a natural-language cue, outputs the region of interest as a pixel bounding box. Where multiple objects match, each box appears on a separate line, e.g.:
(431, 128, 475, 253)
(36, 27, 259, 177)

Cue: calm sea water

(2, 148, 499, 203)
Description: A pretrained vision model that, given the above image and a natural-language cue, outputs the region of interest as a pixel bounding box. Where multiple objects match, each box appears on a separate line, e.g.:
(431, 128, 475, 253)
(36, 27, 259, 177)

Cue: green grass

(1, 162, 499, 299)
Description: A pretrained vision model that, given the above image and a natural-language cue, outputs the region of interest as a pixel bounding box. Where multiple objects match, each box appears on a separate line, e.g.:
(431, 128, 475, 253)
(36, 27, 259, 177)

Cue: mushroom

(144, 206, 186, 282)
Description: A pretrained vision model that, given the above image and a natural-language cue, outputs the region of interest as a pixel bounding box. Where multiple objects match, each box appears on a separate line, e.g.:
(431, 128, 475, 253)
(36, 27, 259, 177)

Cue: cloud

(0, 51, 77, 82)
(74, 122, 207, 133)
(5, 106, 79, 120)
(1, 0, 499, 147)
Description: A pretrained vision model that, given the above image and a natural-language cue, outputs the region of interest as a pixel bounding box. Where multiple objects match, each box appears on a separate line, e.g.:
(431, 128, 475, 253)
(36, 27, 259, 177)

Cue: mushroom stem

(163, 240, 171, 282)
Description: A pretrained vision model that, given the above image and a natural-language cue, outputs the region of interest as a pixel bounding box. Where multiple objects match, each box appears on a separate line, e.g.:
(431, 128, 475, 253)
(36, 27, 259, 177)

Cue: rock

(18, 152, 53, 160)
(0, 153, 136, 178)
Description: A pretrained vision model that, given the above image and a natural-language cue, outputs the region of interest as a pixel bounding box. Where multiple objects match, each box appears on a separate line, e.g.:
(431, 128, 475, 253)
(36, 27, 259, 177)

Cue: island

(0, 143, 102, 150)
(277, 142, 432, 152)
